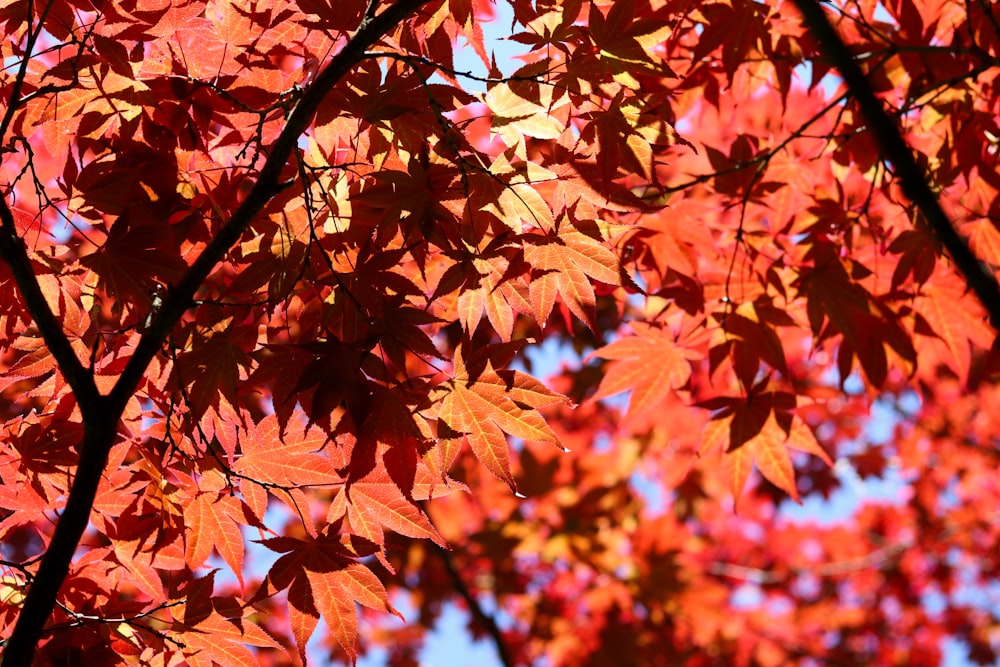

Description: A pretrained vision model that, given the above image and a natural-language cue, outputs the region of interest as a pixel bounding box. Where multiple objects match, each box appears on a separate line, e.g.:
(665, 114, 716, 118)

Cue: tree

(0, 0, 998, 664)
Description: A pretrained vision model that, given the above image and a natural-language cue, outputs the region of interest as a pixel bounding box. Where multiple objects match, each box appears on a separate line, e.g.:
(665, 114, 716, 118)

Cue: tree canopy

(1, 0, 999, 664)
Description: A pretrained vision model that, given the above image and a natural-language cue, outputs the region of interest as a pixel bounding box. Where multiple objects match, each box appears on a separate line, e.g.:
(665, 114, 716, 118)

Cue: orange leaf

(785, 416, 833, 465)
(525, 228, 620, 328)
(590, 323, 692, 417)
(306, 569, 360, 661)
(182, 611, 282, 667)
(747, 413, 800, 502)
(185, 492, 247, 587)
(917, 275, 994, 381)
(435, 345, 571, 492)
(235, 414, 341, 488)
(722, 443, 753, 499)
(346, 480, 445, 547)
(257, 533, 398, 662)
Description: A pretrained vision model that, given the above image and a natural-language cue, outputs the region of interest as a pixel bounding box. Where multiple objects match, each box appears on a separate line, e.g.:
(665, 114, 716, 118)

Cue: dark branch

(0, 403, 117, 665)
(0, 201, 99, 414)
(793, 0, 1000, 331)
(106, 0, 434, 416)
(0, 0, 57, 142)
(0, 0, 433, 662)
(436, 545, 517, 667)
(0, 0, 99, 416)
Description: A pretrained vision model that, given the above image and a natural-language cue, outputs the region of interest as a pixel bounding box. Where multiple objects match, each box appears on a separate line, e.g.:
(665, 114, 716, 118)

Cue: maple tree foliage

(1, 0, 1000, 664)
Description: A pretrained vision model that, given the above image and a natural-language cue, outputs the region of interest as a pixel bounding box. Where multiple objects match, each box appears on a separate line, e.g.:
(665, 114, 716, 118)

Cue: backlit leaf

(589, 323, 693, 417)
(435, 345, 571, 491)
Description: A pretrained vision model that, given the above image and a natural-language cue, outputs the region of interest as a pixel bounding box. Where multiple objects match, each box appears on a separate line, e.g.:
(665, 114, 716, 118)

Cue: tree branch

(0, 0, 57, 142)
(0, 3, 98, 416)
(0, 1, 433, 662)
(1, 404, 117, 665)
(106, 0, 433, 416)
(435, 545, 517, 667)
(793, 0, 1000, 330)
(0, 201, 99, 414)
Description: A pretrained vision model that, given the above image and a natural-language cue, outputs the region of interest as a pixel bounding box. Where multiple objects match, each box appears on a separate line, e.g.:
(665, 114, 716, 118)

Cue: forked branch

(0, 0, 432, 663)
